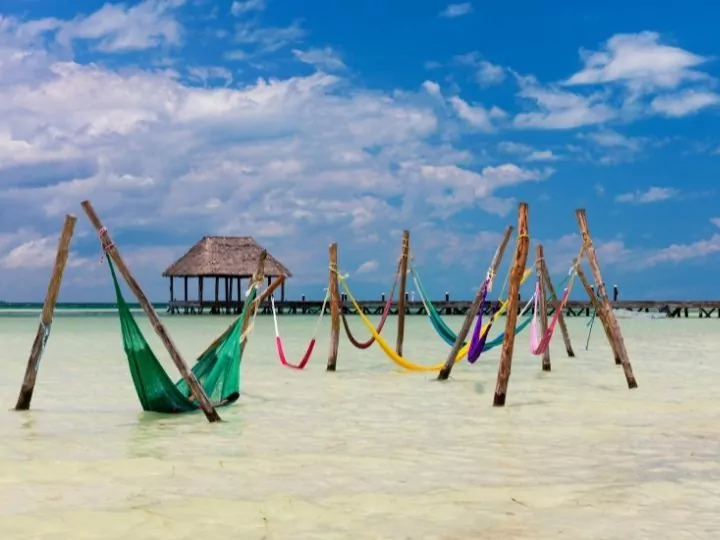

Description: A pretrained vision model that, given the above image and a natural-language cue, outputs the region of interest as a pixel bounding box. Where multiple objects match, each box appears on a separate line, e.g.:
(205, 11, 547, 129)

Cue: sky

(0, 0, 719, 303)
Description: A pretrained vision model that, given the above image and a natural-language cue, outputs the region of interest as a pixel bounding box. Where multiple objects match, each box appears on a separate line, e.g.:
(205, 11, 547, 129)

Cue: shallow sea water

(0, 314, 718, 539)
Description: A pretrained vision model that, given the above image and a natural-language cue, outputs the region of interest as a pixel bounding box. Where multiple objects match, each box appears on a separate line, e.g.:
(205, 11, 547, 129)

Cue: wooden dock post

(575, 209, 637, 389)
(536, 244, 551, 371)
(437, 225, 513, 381)
(396, 230, 410, 356)
(14, 214, 77, 411)
(540, 257, 575, 358)
(576, 265, 621, 365)
(327, 243, 340, 371)
(80, 200, 222, 423)
(493, 203, 530, 406)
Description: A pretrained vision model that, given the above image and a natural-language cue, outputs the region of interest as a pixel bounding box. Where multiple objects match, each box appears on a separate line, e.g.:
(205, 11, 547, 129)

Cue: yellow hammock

(338, 268, 532, 372)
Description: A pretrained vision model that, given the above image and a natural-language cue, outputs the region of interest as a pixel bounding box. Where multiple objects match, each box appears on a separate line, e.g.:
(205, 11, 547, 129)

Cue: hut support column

(540, 259, 575, 357)
(214, 277, 220, 314)
(15, 214, 77, 411)
(438, 225, 513, 381)
(396, 230, 410, 356)
(536, 244, 551, 372)
(81, 200, 221, 423)
(576, 209, 637, 389)
(183, 277, 188, 314)
(327, 243, 340, 371)
(493, 203, 530, 407)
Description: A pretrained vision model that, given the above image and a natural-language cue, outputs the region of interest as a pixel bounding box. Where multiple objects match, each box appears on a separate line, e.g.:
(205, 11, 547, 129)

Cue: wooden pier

(166, 298, 720, 319)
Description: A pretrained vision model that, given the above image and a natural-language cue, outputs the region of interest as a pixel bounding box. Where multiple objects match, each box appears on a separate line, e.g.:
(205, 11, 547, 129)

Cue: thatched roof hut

(162, 236, 292, 278)
(163, 236, 292, 313)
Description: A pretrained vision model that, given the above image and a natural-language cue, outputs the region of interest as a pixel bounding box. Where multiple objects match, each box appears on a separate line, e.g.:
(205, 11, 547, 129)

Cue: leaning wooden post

(326, 243, 340, 371)
(493, 203, 530, 407)
(540, 259, 575, 357)
(536, 244, 551, 372)
(575, 209, 637, 389)
(80, 200, 221, 423)
(437, 225, 513, 381)
(576, 264, 621, 365)
(395, 230, 410, 356)
(239, 250, 267, 357)
(14, 214, 77, 411)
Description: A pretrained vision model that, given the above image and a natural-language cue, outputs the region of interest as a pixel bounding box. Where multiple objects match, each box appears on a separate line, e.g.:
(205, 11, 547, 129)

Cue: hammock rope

(271, 289, 329, 370)
(341, 260, 402, 350)
(335, 268, 532, 371)
(529, 263, 578, 356)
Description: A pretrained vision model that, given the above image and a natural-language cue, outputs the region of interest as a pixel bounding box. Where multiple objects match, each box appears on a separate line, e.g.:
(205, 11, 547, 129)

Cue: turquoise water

(0, 313, 719, 539)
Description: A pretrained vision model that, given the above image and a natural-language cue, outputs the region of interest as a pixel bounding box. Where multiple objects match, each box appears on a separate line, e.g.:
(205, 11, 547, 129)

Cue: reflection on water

(0, 315, 719, 539)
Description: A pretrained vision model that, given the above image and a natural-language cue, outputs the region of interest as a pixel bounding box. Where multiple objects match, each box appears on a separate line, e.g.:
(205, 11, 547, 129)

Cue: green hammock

(109, 258, 256, 414)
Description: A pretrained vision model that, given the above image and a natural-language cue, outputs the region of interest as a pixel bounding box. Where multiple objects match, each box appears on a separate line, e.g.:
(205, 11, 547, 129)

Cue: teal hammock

(109, 258, 256, 413)
(413, 268, 568, 350)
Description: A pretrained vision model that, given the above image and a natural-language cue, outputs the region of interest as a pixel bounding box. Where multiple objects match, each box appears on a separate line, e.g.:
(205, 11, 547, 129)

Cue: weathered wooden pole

(540, 259, 575, 357)
(576, 265, 621, 365)
(395, 230, 410, 356)
(437, 225, 513, 381)
(493, 203, 530, 407)
(198, 273, 284, 361)
(80, 200, 221, 423)
(14, 214, 77, 411)
(536, 244, 551, 372)
(239, 250, 267, 357)
(575, 209, 637, 389)
(327, 243, 340, 371)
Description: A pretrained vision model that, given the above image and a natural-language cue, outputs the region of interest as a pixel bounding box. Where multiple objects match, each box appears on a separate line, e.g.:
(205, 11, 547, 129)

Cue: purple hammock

(467, 277, 501, 364)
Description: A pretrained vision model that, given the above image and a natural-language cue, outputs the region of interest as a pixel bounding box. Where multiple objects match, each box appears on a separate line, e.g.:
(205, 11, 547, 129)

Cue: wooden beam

(395, 230, 410, 356)
(576, 209, 637, 389)
(327, 243, 340, 371)
(80, 200, 221, 423)
(536, 244, 551, 371)
(493, 203, 530, 407)
(438, 225, 513, 381)
(576, 265, 621, 364)
(15, 214, 76, 411)
(540, 258, 575, 357)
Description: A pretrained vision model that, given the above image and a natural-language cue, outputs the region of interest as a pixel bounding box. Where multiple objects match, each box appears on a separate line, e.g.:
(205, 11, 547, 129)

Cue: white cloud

(526, 150, 558, 162)
(234, 19, 306, 53)
(641, 234, 720, 267)
(650, 90, 720, 117)
(0, 9, 554, 300)
(292, 47, 345, 71)
(55, 0, 185, 52)
(476, 60, 505, 86)
(439, 3, 473, 18)
(231, 0, 266, 16)
(187, 66, 234, 86)
(615, 187, 679, 204)
(513, 74, 615, 130)
(711, 217, 720, 228)
(356, 260, 379, 274)
(449, 96, 505, 131)
(565, 31, 711, 93)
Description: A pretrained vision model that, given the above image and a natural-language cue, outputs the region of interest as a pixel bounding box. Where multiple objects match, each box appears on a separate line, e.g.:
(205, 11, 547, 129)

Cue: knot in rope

(97, 226, 115, 263)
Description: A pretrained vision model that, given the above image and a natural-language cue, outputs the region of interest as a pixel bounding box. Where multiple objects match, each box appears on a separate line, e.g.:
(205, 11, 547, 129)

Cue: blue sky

(0, 0, 719, 303)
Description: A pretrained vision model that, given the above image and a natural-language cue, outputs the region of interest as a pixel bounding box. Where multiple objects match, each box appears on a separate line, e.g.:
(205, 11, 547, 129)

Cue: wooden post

(80, 200, 221, 423)
(14, 214, 77, 411)
(199, 272, 282, 361)
(575, 209, 637, 389)
(327, 243, 340, 371)
(493, 203, 530, 407)
(395, 230, 410, 356)
(437, 225, 513, 381)
(239, 251, 267, 356)
(535, 245, 551, 371)
(540, 259, 575, 357)
(577, 265, 621, 365)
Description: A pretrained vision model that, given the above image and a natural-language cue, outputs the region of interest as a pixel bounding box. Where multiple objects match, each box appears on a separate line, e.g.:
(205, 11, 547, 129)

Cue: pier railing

(166, 299, 720, 319)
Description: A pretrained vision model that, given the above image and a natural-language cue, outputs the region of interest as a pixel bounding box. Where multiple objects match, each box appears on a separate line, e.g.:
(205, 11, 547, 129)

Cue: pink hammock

(529, 279, 570, 355)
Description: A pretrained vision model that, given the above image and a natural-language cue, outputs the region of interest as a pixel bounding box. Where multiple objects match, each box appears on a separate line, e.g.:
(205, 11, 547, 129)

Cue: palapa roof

(162, 236, 292, 278)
